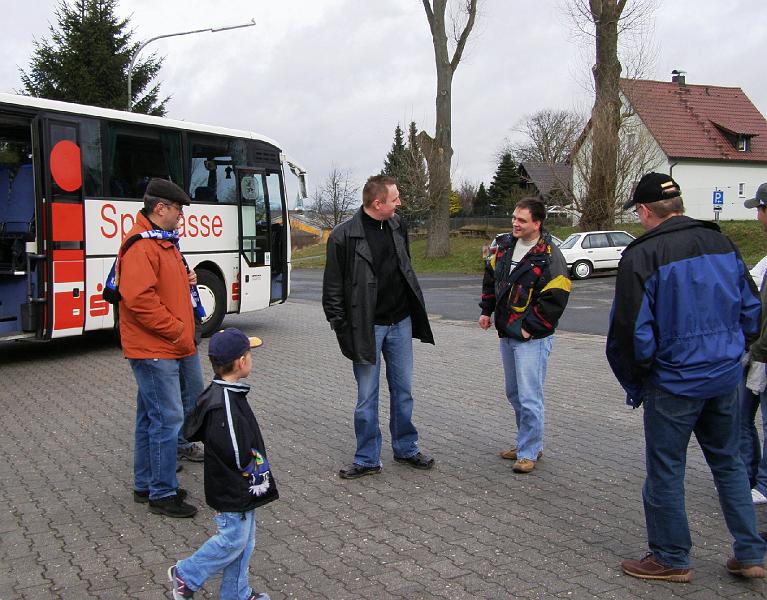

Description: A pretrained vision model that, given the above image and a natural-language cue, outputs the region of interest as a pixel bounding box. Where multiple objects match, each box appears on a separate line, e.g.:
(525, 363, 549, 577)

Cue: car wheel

(196, 269, 226, 337)
(571, 260, 593, 280)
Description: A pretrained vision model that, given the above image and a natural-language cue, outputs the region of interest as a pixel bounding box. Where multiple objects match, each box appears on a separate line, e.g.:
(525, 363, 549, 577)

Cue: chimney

(671, 69, 686, 85)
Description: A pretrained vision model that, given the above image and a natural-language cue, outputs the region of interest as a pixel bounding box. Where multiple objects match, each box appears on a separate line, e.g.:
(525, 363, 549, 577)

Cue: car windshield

(559, 234, 580, 250)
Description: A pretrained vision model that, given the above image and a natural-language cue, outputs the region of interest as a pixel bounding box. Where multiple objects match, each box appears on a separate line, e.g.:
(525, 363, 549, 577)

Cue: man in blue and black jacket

(479, 197, 571, 474)
(607, 172, 766, 583)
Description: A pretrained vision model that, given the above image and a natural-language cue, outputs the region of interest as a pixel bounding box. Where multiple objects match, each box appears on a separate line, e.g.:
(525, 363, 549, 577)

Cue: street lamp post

(127, 18, 256, 112)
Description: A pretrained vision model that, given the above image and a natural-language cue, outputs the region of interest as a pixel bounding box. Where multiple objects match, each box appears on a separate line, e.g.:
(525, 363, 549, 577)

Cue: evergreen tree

(487, 153, 522, 216)
(449, 190, 461, 217)
(382, 124, 407, 176)
(20, 0, 168, 115)
(473, 183, 489, 216)
(399, 121, 429, 226)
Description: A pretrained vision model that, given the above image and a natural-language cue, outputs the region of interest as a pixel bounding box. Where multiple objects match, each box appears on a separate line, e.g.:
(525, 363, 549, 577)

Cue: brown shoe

(726, 557, 766, 578)
(621, 553, 692, 583)
(500, 447, 543, 461)
(512, 458, 537, 473)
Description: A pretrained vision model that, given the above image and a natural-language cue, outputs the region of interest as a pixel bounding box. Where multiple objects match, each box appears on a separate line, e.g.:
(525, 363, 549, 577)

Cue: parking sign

(712, 190, 724, 205)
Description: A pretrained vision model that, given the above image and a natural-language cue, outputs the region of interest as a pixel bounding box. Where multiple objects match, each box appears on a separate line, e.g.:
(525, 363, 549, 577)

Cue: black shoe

(134, 488, 188, 504)
(339, 463, 382, 479)
(394, 452, 435, 470)
(176, 463, 183, 473)
(149, 493, 197, 518)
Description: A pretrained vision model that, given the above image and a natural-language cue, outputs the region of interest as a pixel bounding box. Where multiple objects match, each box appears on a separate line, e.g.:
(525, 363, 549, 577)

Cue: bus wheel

(196, 269, 226, 337)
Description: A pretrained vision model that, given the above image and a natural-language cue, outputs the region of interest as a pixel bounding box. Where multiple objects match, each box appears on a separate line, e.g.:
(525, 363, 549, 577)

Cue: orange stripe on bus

(54, 261, 84, 283)
(52, 202, 84, 242)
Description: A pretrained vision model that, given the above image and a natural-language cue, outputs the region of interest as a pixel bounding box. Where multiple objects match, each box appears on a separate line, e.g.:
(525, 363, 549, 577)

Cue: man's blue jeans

(352, 317, 419, 467)
(737, 379, 767, 496)
(499, 336, 553, 461)
(177, 351, 204, 449)
(642, 385, 766, 568)
(131, 356, 192, 499)
(177, 510, 257, 600)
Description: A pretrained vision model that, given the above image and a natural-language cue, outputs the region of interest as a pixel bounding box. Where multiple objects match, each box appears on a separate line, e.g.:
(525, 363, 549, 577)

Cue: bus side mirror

(298, 174, 308, 199)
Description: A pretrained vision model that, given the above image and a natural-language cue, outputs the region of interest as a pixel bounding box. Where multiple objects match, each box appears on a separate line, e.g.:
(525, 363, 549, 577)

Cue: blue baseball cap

(208, 327, 262, 364)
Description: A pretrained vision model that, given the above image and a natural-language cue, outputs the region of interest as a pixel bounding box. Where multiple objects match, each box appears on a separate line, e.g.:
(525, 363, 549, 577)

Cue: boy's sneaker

(168, 565, 194, 599)
(177, 443, 204, 462)
(752, 488, 767, 504)
(247, 593, 270, 600)
(149, 494, 197, 518)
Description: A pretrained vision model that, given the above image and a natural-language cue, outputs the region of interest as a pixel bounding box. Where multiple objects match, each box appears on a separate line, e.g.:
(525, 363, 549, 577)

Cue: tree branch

(450, 0, 477, 71)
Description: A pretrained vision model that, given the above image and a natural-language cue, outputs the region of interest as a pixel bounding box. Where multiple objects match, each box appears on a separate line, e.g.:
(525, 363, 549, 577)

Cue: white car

(488, 233, 563, 255)
(559, 230, 636, 279)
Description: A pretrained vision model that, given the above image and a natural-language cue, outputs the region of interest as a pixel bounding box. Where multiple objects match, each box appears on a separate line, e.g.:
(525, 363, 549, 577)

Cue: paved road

(1, 300, 765, 599)
(291, 269, 617, 336)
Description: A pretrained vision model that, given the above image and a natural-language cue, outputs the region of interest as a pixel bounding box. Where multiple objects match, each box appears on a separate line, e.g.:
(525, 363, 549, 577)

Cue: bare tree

(456, 179, 477, 215)
(418, 0, 478, 258)
(566, 0, 655, 229)
(309, 167, 359, 229)
(501, 109, 585, 165)
(571, 99, 663, 219)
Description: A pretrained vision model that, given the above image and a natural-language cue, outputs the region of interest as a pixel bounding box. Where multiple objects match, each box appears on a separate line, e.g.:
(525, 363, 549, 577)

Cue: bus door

(0, 113, 38, 340)
(38, 116, 86, 339)
(237, 169, 270, 312)
(264, 170, 288, 303)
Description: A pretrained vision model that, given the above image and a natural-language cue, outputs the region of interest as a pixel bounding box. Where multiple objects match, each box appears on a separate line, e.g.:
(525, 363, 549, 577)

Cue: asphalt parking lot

(0, 299, 765, 599)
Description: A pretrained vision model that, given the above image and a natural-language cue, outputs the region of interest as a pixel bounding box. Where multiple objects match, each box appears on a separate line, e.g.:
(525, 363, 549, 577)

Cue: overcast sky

(2, 0, 766, 206)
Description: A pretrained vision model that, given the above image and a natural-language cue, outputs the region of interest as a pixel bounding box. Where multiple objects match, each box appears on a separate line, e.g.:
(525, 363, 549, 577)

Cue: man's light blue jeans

(352, 317, 420, 467)
(177, 351, 204, 450)
(176, 510, 258, 600)
(642, 385, 765, 568)
(499, 335, 553, 461)
(131, 355, 198, 500)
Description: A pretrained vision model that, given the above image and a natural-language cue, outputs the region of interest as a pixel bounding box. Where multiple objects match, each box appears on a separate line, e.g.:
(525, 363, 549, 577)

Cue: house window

(739, 183, 746, 198)
(737, 136, 750, 152)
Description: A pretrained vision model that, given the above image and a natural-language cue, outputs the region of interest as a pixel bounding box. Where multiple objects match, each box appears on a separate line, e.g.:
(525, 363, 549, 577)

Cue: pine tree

(487, 153, 522, 216)
(382, 124, 407, 176)
(399, 121, 429, 226)
(473, 183, 490, 216)
(20, 0, 168, 115)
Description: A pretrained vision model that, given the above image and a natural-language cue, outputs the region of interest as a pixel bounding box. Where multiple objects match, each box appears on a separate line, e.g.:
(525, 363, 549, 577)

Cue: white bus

(0, 93, 307, 341)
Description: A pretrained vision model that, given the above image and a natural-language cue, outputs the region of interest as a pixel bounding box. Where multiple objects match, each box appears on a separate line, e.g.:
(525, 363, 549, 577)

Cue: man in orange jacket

(120, 178, 202, 518)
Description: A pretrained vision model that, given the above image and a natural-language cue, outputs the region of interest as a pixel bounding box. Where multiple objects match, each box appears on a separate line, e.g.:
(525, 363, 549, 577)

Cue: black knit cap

(145, 178, 191, 206)
(623, 172, 681, 210)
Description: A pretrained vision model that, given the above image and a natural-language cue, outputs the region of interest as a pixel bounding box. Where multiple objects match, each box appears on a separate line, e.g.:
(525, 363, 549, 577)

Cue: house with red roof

(572, 73, 767, 220)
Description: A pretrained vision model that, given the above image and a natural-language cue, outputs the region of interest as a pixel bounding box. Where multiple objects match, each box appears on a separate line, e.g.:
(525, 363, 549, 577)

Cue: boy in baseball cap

(169, 328, 277, 600)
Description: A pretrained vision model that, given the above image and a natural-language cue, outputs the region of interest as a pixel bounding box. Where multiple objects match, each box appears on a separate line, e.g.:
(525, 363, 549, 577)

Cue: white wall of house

(654, 161, 767, 221)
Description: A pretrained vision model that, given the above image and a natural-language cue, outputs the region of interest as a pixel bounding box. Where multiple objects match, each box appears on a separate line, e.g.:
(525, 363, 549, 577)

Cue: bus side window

(106, 125, 182, 198)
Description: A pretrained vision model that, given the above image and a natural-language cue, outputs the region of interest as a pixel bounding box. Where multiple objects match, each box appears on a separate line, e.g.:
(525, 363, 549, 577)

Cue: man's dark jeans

(642, 385, 765, 568)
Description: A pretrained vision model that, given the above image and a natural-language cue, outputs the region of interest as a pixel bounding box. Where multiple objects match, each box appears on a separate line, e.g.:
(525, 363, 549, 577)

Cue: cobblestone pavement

(1, 299, 766, 599)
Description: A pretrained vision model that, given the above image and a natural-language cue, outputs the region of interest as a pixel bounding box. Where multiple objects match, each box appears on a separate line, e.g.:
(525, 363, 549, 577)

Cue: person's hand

(188, 270, 197, 286)
(521, 328, 531, 339)
(478, 315, 492, 330)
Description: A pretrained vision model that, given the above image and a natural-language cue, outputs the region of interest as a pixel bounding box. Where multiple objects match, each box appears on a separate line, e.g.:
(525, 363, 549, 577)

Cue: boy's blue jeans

(177, 510, 257, 600)
(642, 385, 765, 568)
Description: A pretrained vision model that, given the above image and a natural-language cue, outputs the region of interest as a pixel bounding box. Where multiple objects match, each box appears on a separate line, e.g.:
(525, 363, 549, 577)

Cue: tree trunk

(420, 0, 477, 258)
(580, 0, 625, 230)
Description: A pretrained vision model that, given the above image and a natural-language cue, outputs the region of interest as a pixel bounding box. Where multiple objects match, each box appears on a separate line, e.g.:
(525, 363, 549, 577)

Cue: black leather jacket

(322, 209, 434, 364)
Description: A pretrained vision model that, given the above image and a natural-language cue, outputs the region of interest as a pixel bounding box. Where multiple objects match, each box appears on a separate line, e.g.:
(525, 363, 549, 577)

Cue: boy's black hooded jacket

(183, 380, 278, 512)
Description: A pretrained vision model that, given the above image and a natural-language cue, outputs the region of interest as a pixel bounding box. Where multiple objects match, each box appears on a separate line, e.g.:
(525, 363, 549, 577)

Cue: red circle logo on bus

(50, 140, 82, 192)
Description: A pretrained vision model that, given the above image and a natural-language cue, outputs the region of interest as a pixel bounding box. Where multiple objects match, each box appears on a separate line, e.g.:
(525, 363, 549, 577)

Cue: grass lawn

(292, 220, 767, 274)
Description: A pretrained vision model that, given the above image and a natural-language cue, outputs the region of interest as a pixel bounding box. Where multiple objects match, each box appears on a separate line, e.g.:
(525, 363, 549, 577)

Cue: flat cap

(623, 172, 681, 210)
(145, 178, 191, 206)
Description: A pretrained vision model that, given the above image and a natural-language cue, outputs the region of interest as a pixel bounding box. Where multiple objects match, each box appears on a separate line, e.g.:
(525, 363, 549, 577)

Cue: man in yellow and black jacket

(479, 197, 571, 474)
